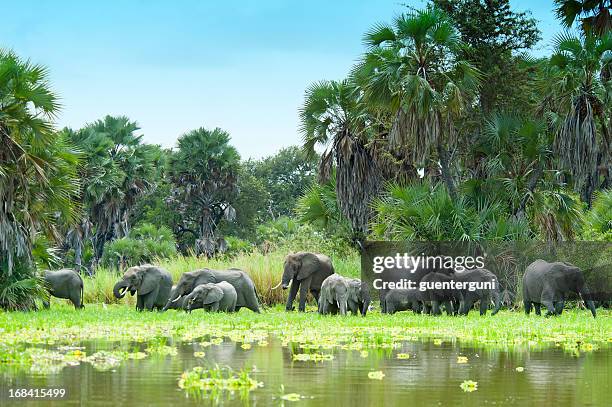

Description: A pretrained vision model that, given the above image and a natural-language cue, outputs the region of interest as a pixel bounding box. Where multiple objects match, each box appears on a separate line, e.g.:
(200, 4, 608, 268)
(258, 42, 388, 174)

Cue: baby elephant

(184, 282, 237, 313)
(383, 289, 423, 315)
(318, 275, 369, 316)
(43, 269, 84, 309)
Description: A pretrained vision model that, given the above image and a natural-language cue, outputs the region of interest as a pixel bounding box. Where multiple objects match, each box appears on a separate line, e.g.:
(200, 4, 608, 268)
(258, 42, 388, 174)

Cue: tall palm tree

(299, 79, 382, 238)
(545, 31, 611, 205)
(356, 6, 480, 201)
(0, 50, 79, 308)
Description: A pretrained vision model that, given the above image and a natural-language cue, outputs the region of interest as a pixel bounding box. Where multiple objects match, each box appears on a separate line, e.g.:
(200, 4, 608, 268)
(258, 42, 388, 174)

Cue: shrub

(100, 224, 177, 270)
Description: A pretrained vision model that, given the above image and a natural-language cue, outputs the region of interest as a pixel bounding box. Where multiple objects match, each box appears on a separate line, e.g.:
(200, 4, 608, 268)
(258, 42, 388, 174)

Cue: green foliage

(555, 0, 611, 35)
(434, 0, 541, 114)
(582, 189, 612, 240)
(372, 181, 531, 241)
(244, 146, 318, 219)
(100, 224, 177, 270)
(168, 128, 240, 256)
(0, 260, 47, 311)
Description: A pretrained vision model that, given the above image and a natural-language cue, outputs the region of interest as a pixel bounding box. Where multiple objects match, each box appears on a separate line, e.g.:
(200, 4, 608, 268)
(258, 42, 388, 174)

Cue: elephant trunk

(113, 280, 129, 299)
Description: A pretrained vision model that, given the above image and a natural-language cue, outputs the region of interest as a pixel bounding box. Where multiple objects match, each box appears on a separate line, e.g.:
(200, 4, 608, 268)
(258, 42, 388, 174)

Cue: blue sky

(2, 0, 561, 158)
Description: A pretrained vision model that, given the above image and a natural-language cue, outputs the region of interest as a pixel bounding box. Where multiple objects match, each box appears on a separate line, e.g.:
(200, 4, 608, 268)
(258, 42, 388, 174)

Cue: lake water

(1, 337, 608, 406)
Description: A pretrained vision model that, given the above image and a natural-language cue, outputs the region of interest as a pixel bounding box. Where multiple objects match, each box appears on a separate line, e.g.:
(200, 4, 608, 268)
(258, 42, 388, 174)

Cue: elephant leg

(431, 301, 441, 315)
(136, 295, 144, 311)
(554, 300, 564, 315)
(524, 300, 532, 315)
(311, 288, 320, 304)
(534, 303, 541, 315)
(422, 302, 431, 314)
(442, 300, 453, 316)
(479, 299, 488, 316)
(210, 302, 220, 312)
(285, 280, 300, 311)
(298, 277, 312, 312)
(143, 286, 160, 311)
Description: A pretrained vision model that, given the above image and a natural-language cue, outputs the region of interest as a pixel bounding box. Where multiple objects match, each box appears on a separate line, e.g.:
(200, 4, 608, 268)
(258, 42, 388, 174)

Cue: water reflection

(1, 338, 607, 406)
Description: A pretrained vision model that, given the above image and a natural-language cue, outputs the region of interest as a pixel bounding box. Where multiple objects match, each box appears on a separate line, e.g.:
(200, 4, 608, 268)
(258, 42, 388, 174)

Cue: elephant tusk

(172, 294, 183, 303)
(271, 281, 283, 290)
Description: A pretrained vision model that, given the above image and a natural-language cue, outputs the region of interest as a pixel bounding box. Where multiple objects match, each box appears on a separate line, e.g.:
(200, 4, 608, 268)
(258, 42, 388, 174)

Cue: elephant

(378, 265, 430, 313)
(163, 268, 260, 312)
(523, 259, 596, 317)
(183, 282, 237, 313)
(346, 278, 371, 316)
(163, 286, 186, 310)
(275, 252, 334, 312)
(318, 274, 349, 315)
(383, 288, 423, 315)
(43, 269, 84, 309)
(419, 272, 457, 315)
(113, 265, 173, 311)
(454, 268, 501, 316)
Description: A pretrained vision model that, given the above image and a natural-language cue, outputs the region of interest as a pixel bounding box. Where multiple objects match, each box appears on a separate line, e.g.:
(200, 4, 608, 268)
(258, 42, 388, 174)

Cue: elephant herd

(41, 252, 597, 318)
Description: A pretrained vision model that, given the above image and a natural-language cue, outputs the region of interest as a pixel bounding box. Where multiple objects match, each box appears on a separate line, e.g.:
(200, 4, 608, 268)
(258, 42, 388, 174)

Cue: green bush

(100, 224, 177, 270)
(581, 189, 612, 241)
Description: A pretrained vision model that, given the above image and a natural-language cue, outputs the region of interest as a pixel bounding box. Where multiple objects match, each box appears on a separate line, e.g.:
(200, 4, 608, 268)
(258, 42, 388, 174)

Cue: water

(1, 338, 608, 406)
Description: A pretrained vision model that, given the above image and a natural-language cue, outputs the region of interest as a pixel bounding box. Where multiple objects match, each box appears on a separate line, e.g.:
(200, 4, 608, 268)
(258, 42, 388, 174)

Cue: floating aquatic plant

(460, 380, 478, 392)
(178, 365, 262, 400)
(368, 371, 385, 380)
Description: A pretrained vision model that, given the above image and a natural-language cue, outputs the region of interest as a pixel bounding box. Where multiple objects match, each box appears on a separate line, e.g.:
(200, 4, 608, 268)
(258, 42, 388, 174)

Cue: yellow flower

(460, 380, 478, 392)
(368, 371, 385, 380)
(396, 353, 410, 360)
(515, 366, 524, 372)
(360, 351, 369, 358)
(433, 339, 442, 346)
(193, 352, 206, 358)
(241, 343, 252, 350)
(457, 356, 468, 364)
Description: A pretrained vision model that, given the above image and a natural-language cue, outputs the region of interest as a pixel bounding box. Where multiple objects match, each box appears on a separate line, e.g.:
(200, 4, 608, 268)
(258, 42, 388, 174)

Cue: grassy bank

(1, 304, 609, 353)
(84, 249, 361, 305)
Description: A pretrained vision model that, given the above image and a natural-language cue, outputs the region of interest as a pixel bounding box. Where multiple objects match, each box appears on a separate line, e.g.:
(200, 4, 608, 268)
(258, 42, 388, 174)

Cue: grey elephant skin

(279, 252, 334, 312)
(419, 272, 458, 315)
(184, 282, 237, 312)
(346, 278, 370, 316)
(163, 268, 260, 312)
(113, 265, 173, 311)
(523, 259, 596, 317)
(383, 289, 423, 314)
(455, 268, 501, 316)
(318, 274, 349, 315)
(43, 269, 84, 309)
(378, 266, 429, 313)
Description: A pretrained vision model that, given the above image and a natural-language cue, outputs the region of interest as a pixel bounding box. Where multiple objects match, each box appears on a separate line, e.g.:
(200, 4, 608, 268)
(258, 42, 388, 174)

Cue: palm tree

(64, 117, 160, 263)
(357, 6, 480, 201)
(0, 50, 79, 309)
(168, 128, 239, 257)
(545, 31, 611, 205)
(299, 79, 383, 238)
(555, 0, 611, 35)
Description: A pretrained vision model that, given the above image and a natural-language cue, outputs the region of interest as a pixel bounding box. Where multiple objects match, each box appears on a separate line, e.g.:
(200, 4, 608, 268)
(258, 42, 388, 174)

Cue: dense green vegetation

(0, 1, 610, 310)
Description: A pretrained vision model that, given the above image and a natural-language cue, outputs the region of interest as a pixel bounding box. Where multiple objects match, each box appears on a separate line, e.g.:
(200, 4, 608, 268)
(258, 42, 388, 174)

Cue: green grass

(1, 303, 609, 352)
(84, 249, 361, 305)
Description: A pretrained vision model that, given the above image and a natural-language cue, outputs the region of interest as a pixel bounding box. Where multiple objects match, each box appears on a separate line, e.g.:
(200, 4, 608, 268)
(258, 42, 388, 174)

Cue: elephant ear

(297, 252, 320, 281)
(203, 286, 224, 305)
(139, 267, 159, 295)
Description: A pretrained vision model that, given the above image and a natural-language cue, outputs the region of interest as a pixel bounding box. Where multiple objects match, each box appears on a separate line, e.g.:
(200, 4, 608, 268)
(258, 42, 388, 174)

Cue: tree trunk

(436, 141, 457, 202)
(515, 165, 543, 219)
